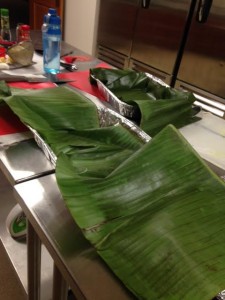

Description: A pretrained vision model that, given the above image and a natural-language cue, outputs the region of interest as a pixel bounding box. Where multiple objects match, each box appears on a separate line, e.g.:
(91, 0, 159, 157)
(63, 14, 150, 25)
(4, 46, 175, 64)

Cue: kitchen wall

(64, 0, 100, 56)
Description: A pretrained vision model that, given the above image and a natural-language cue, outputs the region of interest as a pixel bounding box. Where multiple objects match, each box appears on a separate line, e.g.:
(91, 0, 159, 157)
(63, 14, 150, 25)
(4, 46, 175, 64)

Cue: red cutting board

(0, 104, 28, 136)
(0, 82, 55, 136)
(57, 62, 112, 100)
(0, 62, 112, 136)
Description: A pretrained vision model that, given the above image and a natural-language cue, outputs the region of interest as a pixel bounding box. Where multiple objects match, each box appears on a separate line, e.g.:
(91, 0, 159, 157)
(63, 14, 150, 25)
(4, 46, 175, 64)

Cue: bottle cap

(1, 8, 9, 17)
(21, 24, 30, 31)
(0, 46, 6, 57)
(48, 8, 57, 16)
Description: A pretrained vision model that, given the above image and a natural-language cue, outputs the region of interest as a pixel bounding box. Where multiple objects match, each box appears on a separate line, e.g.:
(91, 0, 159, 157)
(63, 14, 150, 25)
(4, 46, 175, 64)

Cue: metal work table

(0, 39, 134, 299)
(0, 133, 134, 299)
(1, 115, 224, 300)
(0, 133, 56, 299)
(14, 173, 134, 300)
(0, 138, 54, 185)
(0, 35, 111, 299)
(10, 115, 225, 300)
(0, 34, 225, 299)
(0, 136, 133, 299)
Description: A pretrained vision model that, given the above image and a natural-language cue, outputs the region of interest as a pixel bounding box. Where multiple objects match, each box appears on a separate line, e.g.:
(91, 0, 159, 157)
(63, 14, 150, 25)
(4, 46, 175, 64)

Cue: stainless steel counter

(0, 131, 134, 299)
(0, 38, 119, 299)
(0, 35, 225, 300)
(0, 138, 54, 185)
(14, 173, 134, 300)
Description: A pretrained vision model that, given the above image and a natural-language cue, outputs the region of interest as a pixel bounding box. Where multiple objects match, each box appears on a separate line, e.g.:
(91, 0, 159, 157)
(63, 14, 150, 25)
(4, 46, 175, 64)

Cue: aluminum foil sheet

(145, 72, 169, 87)
(216, 290, 225, 300)
(93, 96, 151, 144)
(29, 87, 150, 168)
(72, 86, 151, 144)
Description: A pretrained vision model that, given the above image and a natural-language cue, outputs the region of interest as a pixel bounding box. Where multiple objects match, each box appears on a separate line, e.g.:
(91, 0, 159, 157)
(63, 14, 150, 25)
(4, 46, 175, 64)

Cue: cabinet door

(97, 0, 139, 56)
(131, 0, 191, 75)
(177, 0, 225, 99)
(29, 0, 64, 31)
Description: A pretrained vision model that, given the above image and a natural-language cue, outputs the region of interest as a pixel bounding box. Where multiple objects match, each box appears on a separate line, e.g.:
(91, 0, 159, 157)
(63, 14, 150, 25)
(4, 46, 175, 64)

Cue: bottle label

(1, 16, 10, 30)
(1, 16, 11, 41)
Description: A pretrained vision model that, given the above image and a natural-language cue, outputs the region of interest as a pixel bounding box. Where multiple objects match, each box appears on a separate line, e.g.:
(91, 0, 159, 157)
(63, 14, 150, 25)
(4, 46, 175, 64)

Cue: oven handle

(141, 0, 151, 9)
(196, 0, 213, 23)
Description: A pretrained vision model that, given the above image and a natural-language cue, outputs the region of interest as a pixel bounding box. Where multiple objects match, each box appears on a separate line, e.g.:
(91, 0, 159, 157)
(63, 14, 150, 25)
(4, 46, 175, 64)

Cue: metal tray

(91, 72, 169, 119)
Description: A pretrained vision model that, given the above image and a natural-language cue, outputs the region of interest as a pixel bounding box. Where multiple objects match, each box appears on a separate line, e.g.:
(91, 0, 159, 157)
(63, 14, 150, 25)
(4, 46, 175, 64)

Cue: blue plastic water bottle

(43, 13, 61, 74)
(42, 8, 57, 57)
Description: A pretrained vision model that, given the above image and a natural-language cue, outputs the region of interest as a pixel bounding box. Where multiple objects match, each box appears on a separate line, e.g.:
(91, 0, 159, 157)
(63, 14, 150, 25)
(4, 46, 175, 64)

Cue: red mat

(8, 82, 56, 89)
(0, 82, 55, 136)
(57, 62, 112, 100)
(0, 104, 28, 135)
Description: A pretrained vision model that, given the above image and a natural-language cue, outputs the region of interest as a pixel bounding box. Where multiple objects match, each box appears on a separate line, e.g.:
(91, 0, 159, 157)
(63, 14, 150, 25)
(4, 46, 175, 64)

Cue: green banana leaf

(47, 125, 144, 177)
(3, 85, 100, 144)
(90, 68, 149, 90)
(0, 81, 33, 100)
(1, 83, 144, 176)
(4, 86, 100, 132)
(56, 124, 225, 300)
(90, 68, 200, 136)
(0, 80, 12, 98)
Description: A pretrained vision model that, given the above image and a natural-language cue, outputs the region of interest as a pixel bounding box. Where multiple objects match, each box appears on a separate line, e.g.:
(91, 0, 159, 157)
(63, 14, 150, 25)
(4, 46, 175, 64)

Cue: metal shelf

(0, 169, 53, 300)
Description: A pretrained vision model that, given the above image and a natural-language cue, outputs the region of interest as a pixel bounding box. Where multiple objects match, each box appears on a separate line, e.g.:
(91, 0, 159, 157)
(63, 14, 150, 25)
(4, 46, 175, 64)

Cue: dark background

(1, 0, 29, 29)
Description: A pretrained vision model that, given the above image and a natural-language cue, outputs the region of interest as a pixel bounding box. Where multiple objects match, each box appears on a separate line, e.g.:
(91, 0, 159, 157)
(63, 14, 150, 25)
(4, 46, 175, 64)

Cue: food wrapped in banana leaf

(7, 41, 34, 66)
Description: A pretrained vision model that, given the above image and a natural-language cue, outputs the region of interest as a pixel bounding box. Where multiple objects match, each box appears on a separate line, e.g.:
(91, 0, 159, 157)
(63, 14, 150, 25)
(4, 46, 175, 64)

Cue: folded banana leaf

(47, 125, 144, 177)
(56, 124, 225, 300)
(90, 68, 149, 91)
(7, 87, 100, 130)
(90, 68, 200, 136)
(0, 83, 144, 175)
(2, 85, 100, 142)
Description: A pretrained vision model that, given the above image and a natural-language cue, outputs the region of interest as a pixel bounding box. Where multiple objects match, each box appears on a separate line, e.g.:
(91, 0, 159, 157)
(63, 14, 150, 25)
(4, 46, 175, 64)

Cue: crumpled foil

(145, 72, 169, 87)
(216, 290, 225, 300)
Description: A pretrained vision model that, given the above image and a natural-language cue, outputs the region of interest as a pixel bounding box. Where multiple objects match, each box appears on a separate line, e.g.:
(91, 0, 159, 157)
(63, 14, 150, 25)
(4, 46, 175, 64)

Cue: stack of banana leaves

(1, 81, 225, 300)
(90, 68, 200, 137)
